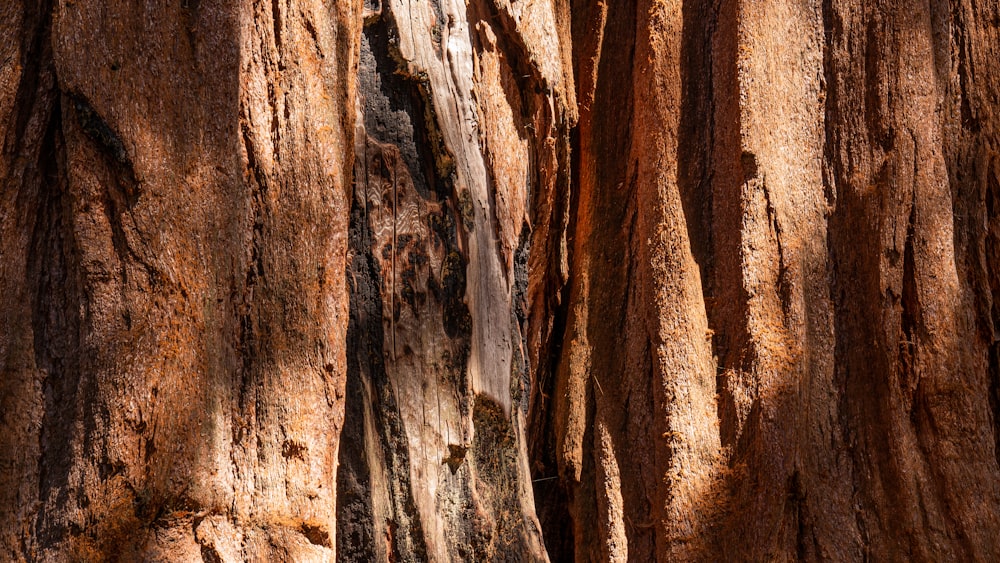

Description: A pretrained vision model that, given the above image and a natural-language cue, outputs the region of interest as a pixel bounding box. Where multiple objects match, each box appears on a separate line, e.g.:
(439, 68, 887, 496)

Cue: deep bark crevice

(339, 184, 431, 562)
(30, 94, 80, 550)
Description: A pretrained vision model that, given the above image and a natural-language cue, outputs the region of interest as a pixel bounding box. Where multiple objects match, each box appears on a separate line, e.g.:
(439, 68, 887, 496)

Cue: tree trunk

(334, 0, 572, 560)
(4, 0, 1000, 562)
(2, 0, 360, 559)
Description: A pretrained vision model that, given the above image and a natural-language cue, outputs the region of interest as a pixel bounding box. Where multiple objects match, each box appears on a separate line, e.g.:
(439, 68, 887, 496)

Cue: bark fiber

(3, 0, 1000, 561)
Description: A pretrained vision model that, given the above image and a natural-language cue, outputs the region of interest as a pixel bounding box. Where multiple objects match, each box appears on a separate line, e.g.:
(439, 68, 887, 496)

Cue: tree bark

(334, 0, 572, 560)
(4, 0, 1000, 562)
(2, 0, 360, 559)
(533, 0, 1000, 560)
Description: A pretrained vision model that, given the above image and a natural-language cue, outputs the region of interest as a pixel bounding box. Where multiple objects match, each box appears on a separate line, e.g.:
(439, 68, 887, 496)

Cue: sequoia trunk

(2, 0, 360, 559)
(3, 0, 1000, 562)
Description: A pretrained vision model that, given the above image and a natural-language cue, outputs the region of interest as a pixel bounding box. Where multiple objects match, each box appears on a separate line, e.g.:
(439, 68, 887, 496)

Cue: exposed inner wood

(3, 0, 1000, 561)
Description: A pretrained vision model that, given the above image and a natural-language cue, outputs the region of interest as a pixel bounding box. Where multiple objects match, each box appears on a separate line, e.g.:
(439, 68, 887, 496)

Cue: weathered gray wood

(336, 0, 573, 559)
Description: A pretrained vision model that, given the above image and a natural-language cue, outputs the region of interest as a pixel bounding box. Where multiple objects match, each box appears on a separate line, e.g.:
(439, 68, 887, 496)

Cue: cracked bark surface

(4, 0, 1000, 561)
(335, 0, 572, 560)
(535, 0, 1000, 560)
(2, 0, 359, 559)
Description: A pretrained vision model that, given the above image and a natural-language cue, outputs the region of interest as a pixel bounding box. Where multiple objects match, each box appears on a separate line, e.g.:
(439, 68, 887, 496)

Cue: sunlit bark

(3, 1, 1000, 561)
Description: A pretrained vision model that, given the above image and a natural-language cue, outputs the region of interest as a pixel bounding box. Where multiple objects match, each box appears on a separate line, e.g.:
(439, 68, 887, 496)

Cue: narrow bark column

(2, 0, 360, 559)
(229, 1, 360, 557)
(630, 0, 723, 558)
(554, 1, 635, 559)
(707, 0, 860, 558)
(336, 0, 573, 560)
(825, 1, 1000, 558)
(551, 1, 722, 560)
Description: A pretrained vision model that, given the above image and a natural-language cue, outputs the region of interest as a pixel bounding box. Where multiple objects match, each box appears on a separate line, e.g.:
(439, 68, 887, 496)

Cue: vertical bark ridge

(631, 0, 724, 559)
(3, 0, 361, 559)
(706, 0, 860, 559)
(337, 0, 574, 560)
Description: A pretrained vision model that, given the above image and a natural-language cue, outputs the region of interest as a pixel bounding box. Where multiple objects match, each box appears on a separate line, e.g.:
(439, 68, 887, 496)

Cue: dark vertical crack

(236, 121, 267, 420)
(338, 170, 430, 562)
(822, 0, 873, 554)
(11, 1, 81, 550)
(270, 0, 283, 69)
(512, 224, 531, 415)
(678, 0, 717, 302)
(31, 93, 86, 551)
(528, 125, 575, 558)
(986, 155, 1000, 474)
(989, 343, 1000, 471)
(787, 470, 819, 561)
(900, 190, 920, 403)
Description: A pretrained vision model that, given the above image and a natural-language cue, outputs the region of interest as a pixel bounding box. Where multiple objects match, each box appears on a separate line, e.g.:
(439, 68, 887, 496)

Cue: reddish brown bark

(531, 0, 1000, 560)
(4, 0, 1000, 561)
(2, 0, 359, 559)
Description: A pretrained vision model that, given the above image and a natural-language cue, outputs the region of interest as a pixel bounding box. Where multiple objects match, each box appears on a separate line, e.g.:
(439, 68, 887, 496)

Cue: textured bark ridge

(5, 0, 1000, 562)
(335, 0, 573, 560)
(2, 0, 360, 559)
(535, 2, 724, 560)
(532, 0, 1000, 560)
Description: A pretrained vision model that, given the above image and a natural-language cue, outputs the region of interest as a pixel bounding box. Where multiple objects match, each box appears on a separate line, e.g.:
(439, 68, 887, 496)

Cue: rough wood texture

(1, 0, 359, 559)
(5, 0, 1000, 561)
(335, 0, 574, 560)
(532, 0, 1000, 560)
(537, 1, 722, 560)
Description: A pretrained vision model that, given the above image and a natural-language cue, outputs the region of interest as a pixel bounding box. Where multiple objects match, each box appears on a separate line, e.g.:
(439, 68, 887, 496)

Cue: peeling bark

(4, 0, 1000, 561)
(335, 0, 573, 560)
